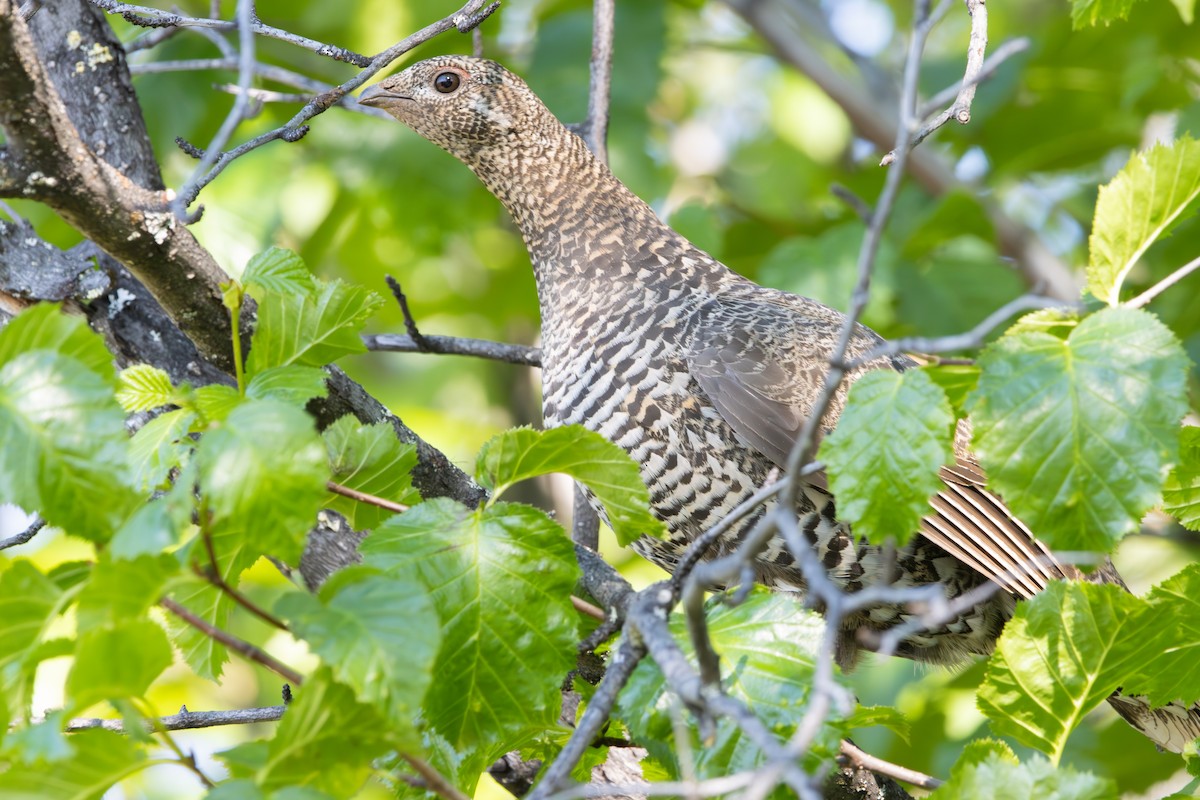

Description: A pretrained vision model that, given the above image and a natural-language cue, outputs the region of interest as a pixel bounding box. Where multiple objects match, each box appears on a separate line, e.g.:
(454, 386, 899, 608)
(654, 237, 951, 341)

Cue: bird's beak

(359, 84, 411, 109)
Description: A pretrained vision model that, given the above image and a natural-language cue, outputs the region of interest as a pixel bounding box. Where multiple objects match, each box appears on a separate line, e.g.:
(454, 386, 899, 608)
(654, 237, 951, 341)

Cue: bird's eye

(433, 72, 461, 93)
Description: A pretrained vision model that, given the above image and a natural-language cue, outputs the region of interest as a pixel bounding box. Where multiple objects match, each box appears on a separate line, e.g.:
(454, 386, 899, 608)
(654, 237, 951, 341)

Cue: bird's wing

(684, 294, 1076, 599)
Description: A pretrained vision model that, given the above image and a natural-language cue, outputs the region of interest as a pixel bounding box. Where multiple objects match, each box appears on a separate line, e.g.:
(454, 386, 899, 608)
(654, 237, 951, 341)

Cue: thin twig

(365, 333, 542, 367)
(62, 705, 285, 733)
(918, 36, 1029, 118)
(198, 524, 290, 631)
(571, 595, 607, 621)
(171, 0, 257, 221)
(849, 292, 1067, 367)
(160, 596, 304, 686)
(327, 480, 410, 514)
(385, 275, 432, 351)
(0, 516, 45, 550)
(87, 0, 370, 66)
(1124, 254, 1200, 309)
(576, 0, 615, 164)
(401, 753, 473, 800)
(881, 0, 990, 166)
(840, 740, 943, 790)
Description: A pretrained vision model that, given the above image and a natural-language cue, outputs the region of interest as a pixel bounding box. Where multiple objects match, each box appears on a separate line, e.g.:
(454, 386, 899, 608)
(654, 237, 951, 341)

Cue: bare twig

(198, 524, 290, 632)
(918, 36, 1030, 118)
(160, 596, 304, 686)
(574, 0, 615, 164)
(0, 516, 45, 550)
(839, 740, 943, 790)
(327, 480, 410, 514)
(882, 0, 987, 166)
(1124, 254, 1200, 309)
(365, 333, 542, 367)
(850, 292, 1068, 367)
(63, 704, 286, 733)
(571, 594, 607, 622)
(385, 275, 432, 351)
(87, 0, 371, 66)
(171, 0, 256, 221)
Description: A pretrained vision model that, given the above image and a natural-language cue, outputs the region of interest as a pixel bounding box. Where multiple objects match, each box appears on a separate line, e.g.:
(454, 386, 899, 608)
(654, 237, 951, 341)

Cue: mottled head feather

(360, 56, 557, 165)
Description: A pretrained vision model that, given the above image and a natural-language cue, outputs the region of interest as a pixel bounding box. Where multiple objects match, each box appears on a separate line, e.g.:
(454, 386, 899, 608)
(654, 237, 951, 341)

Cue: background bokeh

(4, 0, 1199, 796)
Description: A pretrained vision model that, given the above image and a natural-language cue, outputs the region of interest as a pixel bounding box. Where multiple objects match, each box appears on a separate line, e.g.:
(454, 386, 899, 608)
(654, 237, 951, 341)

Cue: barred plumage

(361, 55, 1200, 752)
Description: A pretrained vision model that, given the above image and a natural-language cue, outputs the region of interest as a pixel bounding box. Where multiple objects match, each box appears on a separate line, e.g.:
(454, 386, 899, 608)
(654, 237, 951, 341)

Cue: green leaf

(275, 566, 439, 746)
(1164, 427, 1200, 530)
(0, 349, 139, 542)
(110, 474, 195, 558)
(115, 364, 176, 412)
(1168, 0, 1195, 23)
(195, 399, 328, 572)
(0, 303, 115, 384)
(360, 498, 580, 756)
(241, 247, 317, 299)
(0, 728, 146, 799)
(968, 307, 1189, 551)
(245, 280, 383, 374)
(75, 554, 178, 631)
(245, 366, 328, 406)
(978, 581, 1151, 763)
(1087, 137, 1200, 304)
(67, 620, 173, 711)
(476, 426, 663, 546)
(0, 561, 63, 670)
(617, 591, 837, 780)
(323, 416, 419, 529)
(193, 384, 242, 423)
(819, 370, 955, 546)
(933, 739, 1115, 799)
(921, 363, 980, 417)
(1070, 0, 1146, 27)
(166, 576, 234, 681)
(1, 712, 73, 763)
(206, 781, 336, 800)
(128, 409, 196, 491)
(1122, 564, 1200, 707)
(220, 670, 390, 796)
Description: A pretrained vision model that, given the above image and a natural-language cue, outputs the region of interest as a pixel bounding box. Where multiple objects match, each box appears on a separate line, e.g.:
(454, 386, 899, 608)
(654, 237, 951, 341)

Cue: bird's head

(359, 56, 555, 164)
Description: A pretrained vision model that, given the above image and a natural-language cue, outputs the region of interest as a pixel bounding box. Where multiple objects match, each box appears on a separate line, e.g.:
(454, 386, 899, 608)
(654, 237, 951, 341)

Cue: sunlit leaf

(1164, 426, 1200, 531)
(932, 739, 1115, 798)
(476, 425, 663, 546)
(115, 364, 176, 412)
(323, 416, 419, 529)
(820, 369, 955, 546)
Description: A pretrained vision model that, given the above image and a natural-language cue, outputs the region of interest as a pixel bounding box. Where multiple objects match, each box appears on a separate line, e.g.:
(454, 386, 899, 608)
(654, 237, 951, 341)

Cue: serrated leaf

(1123, 564, 1200, 706)
(360, 498, 579, 757)
(115, 364, 175, 412)
(1070, 0, 1145, 26)
(922, 364, 980, 417)
(75, 554, 178, 631)
(933, 739, 1115, 799)
(1088, 137, 1200, 304)
(968, 307, 1189, 551)
(219, 670, 390, 796)
(166, 576, 234, 681)
(67, 620, 173, 711)
(193, 383, 242, 423)
(1004, 308, 1080, 339)
(195, 399, 328, 572)
(616, 590, 837, 780)
(820, 370, 954, 546)
(245, 366, 328, 406)
(323, 416, 419, 529)
(128, 409, 196, 491)
(275, 566, 438, 746)
(0, 348, 139, 542)
(978, 581, 1152, 763)
(1164, 427, 1200, 530)
(476, 426, 663, 546)
(0, 728, 145, 799)
(0, 561, 63, 670)
(246, 280, 384, 374)
(241, 247, 317, 299)
(0, 303, 115, 384)
(1, 712, 73, 763)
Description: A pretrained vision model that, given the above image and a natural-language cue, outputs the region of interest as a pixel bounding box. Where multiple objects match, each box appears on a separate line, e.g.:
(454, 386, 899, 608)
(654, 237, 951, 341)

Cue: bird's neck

(466, 127, 729, 295)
